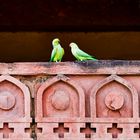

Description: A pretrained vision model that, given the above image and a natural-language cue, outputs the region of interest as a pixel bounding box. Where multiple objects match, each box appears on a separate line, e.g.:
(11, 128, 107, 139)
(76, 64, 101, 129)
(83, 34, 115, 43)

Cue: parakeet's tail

(92, 57, 98, 60)
(49, 58, 53, 62)
(86, 56, 97, 61)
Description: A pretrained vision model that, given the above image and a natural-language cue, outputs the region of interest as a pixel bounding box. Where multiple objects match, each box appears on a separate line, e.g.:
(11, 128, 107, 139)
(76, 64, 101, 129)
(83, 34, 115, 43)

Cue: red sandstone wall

(0, 60, 139, 139)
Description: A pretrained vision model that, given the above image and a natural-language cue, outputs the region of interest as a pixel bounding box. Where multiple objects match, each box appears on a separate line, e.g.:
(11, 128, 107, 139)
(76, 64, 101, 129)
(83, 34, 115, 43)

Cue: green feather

(70, 42, 97, 61)
(50, 47, 57, 62)
(50, 38, 64, 62)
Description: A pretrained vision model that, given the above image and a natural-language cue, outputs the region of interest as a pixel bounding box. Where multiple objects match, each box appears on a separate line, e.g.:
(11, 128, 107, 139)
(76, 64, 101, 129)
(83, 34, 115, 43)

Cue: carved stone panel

(35, 75, 85, 139)
(90, 75, 139, 120)
(0, 75, 32, 139)
(0, 61, 139, 139)
(36, 75, 85, 120)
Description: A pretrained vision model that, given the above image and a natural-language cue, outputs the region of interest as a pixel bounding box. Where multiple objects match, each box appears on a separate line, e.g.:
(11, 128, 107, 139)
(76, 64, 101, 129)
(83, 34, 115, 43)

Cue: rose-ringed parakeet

(50, 38, 64, 62)
(69, 42, 97, 61)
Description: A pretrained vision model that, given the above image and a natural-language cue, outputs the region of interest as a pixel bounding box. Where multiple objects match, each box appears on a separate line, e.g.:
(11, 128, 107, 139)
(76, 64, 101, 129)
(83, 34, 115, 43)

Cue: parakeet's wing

(60, 47, 65, 61)
(61, 47, 64, 56)
(75, 48, 97, 60)
(56, 45, 64, 61)
(50, 47, 57, 61)
(76, 48, 93, 58)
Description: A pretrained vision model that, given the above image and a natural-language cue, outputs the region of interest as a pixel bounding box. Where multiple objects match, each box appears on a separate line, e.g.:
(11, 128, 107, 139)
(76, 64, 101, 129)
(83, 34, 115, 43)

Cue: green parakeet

(69, 42, 97, 61)
(50, 38, 64, 62)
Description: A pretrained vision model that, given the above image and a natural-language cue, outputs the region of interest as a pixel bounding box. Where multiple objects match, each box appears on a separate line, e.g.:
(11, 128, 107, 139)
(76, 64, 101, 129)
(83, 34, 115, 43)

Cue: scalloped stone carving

(0, 75, 31, 120)
(0, 75, 32, 139)
(36, 75, 85, 119)
(90, 75, 139, 119)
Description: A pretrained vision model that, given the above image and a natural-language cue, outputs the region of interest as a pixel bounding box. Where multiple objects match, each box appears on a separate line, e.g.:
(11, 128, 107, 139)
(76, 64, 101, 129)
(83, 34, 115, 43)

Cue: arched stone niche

(0, 75, 31, 120)
(90, 75, 139, 119)
(36, 75, 85, 118)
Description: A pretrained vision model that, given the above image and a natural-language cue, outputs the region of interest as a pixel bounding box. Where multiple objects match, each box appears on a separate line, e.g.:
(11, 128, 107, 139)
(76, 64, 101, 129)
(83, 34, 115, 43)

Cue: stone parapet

(0, 60, 139, 139)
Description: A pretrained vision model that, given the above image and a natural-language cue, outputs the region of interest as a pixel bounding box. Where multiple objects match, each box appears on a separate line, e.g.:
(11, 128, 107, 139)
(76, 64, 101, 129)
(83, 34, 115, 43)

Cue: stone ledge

(0, 60, 140, 75)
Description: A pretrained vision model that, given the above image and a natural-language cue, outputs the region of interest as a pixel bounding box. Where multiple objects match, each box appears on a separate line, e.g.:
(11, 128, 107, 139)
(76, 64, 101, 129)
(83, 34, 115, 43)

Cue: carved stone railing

(0, 60, 140, 139)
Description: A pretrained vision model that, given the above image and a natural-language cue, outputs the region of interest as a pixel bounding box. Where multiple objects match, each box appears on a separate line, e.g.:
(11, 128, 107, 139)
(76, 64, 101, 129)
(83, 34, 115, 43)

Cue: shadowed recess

(0, 0, 140, 31)
(0, 32, 140, 62)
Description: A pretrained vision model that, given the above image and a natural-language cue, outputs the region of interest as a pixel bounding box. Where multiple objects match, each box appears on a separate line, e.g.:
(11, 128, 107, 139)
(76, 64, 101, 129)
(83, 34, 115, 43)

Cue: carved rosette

(90, 75, 139, 119)
(105, 91, 124, 111)
(51, 90, 70, 111)
(0, 91, 16, 111)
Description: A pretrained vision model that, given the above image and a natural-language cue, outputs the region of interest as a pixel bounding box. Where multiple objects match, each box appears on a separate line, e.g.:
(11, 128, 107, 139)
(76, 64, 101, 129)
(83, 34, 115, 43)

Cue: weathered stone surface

(0, 75, 32, 139)
(0, 61, 139, 139)
(36, 75, 85, 119)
